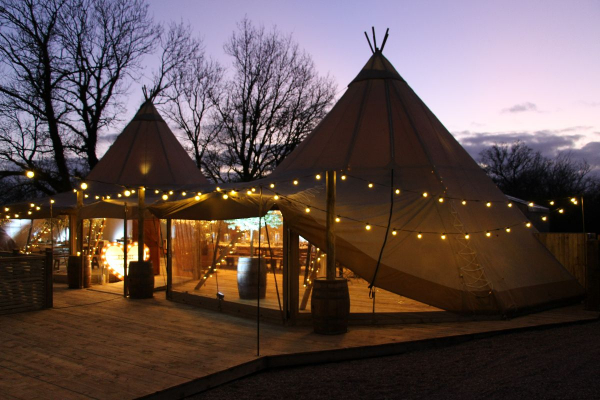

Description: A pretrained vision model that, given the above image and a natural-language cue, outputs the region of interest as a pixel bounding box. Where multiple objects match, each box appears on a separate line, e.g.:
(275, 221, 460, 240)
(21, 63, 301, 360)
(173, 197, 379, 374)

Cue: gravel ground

(190, 320, 600, 400)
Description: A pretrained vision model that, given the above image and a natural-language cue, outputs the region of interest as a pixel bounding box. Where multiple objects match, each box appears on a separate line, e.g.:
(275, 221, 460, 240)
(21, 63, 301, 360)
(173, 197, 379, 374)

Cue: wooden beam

(138, 187, 145, 261)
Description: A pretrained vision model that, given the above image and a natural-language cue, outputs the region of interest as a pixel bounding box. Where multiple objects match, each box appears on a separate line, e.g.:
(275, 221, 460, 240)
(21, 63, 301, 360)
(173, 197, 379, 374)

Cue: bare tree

(158, 40, 223, 173)
(59, 0, 160, 170)
(0, 0, 159, 201)
(480, 141, 594, 200)
(210, 18, 336, 182)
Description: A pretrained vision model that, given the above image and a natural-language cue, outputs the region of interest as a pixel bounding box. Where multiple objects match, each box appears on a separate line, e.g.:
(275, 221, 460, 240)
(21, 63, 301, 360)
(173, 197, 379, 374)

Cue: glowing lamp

(438, 197, 444, 203)
(305, 207, 310, 213)
(365, 224, 371, 231)
(368, 182, 374, 188)
(26, 170, 35, 178)
(335, 216, 340, 223)
(395, 189, 400, 194)
(526, 222, 532, 228)
(293, 180, 299, 185)
(222, 194, 229, 199)
(124, 190, 131, 197)
(269, 183, 275, 189)
(508, 203, 513, 208)
(505, 227, 511, 233)
(162, 194, 168, 200)
(528, 202, 534, 207)
(392, 230, 397, 236)
(422, 192, 428, 198)
(273, 195, 279, 200)
(316, 174, 321, 180)
(558, 209, 564, 214)
(549, 201, 555, 206)
(195, 195, 201, 201)
(486, 202, 492, 207)
(462, 200, 467, 205)
(182, 192, 187, 196)
(465, 234, 470, 239)
(341, 175, 347, 180)
(441, 234, 446, 240)
(486, 231, 491, 237)
(417, 233, 422, 239)
(80, 182, 88, 190)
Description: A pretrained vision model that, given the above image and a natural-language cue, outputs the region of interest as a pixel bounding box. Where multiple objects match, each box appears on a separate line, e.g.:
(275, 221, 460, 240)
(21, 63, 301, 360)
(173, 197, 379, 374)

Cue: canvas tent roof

(149, 50, 584, 315)
(267, 50, 584, 315)
(86, 101, 210, 190)
(4, 102, 211, 219)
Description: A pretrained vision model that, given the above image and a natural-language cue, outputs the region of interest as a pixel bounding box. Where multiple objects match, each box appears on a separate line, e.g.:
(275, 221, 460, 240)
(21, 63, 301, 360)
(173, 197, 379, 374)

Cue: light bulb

(316, 174, 321, 180)
(438, 197, 444, 203)
(486, 231, 491, 237)
(558, 209, 564, 214)
(505, 227, 511, 233)
(182, 192, 187, 196)
(293, 180, 299, 185)
(422, 192, 428, 197)
(542, 216, 547, 221)
(80, 182, 88, 190)
(368, 182, 374, 188)
(162, 194, 168, 200)
(270, 183, 275, 188)
(528, 202, 534, 207)
(486, 202, 491, 207)
(507, 203, 513, 208)
(365, 224, 371, 231)
(155, 189, 159, 194)
(465, 234, 470, 239)
(462, 200, 467, 205)
(549, 200, 555, 206)
(417, 233, 422, 239)
(526, 222, 532, 228)
(26, 170, 34, 178)
(169, 190, 173, 195)
(392, 230, 397, 236)
(341, 175, 347, 180)
(124, 190, 131, 197)
(305, 207, 310, 213)
(273, 195, 279, 200)
(247, 190, 252, 195)
(395, 189, 400, 194)
(441, 234, 446, 240)
(222, 194, 228, 199)
(195, 195, 200, 201)
(335, 216, 340, 223)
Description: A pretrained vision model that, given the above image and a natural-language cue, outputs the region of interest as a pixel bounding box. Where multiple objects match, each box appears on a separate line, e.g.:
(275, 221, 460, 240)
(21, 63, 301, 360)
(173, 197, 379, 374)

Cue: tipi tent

(261, 48, 584, 315)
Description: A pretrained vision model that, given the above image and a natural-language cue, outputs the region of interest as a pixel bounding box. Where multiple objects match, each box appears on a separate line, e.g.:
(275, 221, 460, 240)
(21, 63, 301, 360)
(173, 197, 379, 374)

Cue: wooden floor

(0, 284, 597, 400)
(173, 269, 442, 314)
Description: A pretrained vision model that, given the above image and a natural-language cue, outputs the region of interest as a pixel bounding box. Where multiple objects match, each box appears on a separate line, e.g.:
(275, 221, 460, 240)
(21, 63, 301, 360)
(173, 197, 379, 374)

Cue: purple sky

(112, 0, 600, 170)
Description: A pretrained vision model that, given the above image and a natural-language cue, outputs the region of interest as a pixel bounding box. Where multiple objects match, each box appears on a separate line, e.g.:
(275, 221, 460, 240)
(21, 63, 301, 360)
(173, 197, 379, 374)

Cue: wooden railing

(0, 249, 53, 315)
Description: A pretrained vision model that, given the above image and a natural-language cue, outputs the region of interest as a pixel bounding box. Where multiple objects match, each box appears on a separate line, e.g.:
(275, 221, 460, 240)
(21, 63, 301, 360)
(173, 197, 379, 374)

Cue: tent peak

(364, 27, 389, 54)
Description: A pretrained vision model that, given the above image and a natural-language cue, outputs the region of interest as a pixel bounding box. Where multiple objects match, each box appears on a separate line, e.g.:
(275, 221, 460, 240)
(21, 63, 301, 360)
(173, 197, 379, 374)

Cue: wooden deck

(0, 284, 597, 400)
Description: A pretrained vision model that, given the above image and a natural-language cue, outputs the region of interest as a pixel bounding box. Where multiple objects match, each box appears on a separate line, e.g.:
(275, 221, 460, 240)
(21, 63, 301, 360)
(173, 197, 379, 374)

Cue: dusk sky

(117, 0, 599, 170)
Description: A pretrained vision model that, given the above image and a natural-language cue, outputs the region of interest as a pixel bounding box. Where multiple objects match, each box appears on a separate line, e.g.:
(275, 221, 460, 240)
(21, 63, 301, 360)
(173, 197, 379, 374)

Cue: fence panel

(0, 251, 52, 315)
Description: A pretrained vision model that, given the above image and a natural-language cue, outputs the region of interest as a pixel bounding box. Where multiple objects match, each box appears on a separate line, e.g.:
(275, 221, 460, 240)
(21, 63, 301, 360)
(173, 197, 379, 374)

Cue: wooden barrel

(311, 278, 350, 334)
(128, 261, 154, 299)
(237, 257, 267, 299)
(67, 255, 82, 289)
(83, 257, 91, 288)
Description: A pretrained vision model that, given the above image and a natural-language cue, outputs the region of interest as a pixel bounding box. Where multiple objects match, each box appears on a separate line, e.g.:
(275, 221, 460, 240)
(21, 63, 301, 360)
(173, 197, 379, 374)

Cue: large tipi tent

(263, 47, 584, 315)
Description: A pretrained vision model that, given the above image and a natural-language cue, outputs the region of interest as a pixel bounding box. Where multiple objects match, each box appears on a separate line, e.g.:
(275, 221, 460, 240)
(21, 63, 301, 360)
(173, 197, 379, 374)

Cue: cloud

(453, 126, 600, 172)
(502, 102, 539, 113)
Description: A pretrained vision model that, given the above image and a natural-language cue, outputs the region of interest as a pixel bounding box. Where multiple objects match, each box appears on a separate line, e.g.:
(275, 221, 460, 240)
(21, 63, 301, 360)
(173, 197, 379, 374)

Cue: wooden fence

(535, 233, 600, 310)
(0, 249, 53, 315)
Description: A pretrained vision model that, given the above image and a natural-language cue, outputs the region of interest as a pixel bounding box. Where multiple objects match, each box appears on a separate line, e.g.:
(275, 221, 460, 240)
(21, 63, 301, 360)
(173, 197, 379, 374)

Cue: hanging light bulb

(106, 196, 111, 199)
(526, 222, 532, 228)
(269, 183, 275, 188)
(392, 230, 397, 236)
(395, 189, 400, 194)
(335, 216, 340, 223)
(195, 195, 201, 201)
(169, 190, 174, 195)
(441, 233, 446, 240)
(216, 186, 221, 191)
(368, 182, 374, 188)
(542, 216, 548, 221)
(549, 200, 555, 206)
(124, 190, 131, 197)
(486, 202, 492, 207)
(80, 182, 88, 190)
(162, 194, 168, 201)
(182, 191, 187, 196)
(273, 195, 279, 200)
(461, 200, 467, 205)
(222, 194, 229, 200)
(417, 232, 423, 239)
(293, 180, 299, 185)
(422, 192, 428, 198)
(464, 233, 470, 239)
(486, 231, 491, 237)
(95, 195, 100, 200)
(26, 170, 35, 178)
(118, 193, 122, 198)
(507, 202, 513, 208)
(438, 197, 444, 203)
(558, 209, 564, 214)
(315, 174, 321, 180)
(251, 188, 256, 192)
(341, 174, 347, 181)
(305, 207, 311, 213)
(528, 202, 534, 207)
(365, 224, 371, 231)
(505, 227, 511, 233)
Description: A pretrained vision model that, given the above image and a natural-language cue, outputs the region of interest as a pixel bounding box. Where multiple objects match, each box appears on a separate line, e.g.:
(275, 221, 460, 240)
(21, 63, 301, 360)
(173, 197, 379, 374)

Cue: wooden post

(138, 187, 145, 261)
(45, 248, 53, 308)
(123, 203, 128, 297)
(283, 222, 299, 323)
(585, 238, 599, 311)
(326, 170, 336, 280)
(166, 218, 172, 299)
(76, 189, 84, 288)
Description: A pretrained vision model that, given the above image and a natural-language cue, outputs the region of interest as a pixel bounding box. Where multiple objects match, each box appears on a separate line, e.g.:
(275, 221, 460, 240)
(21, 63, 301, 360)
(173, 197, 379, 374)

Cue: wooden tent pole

(326, 170, 336, 280)
(123, 202, 128, 297)
(138, 187, 145, 261)
(166, 218, 172, 299)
